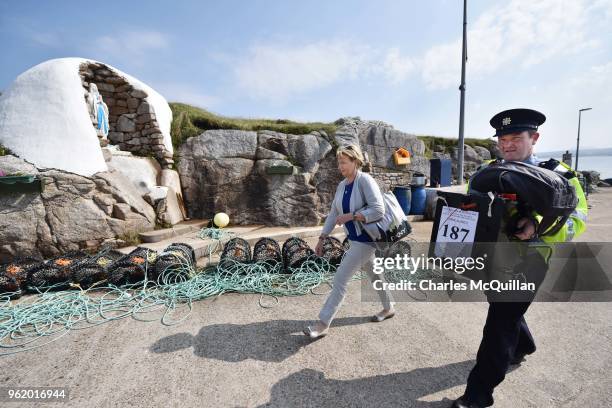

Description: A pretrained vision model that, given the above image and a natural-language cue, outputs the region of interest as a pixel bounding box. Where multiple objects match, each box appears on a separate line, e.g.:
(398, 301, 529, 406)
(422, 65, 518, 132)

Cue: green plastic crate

(0, 175, 44, 193)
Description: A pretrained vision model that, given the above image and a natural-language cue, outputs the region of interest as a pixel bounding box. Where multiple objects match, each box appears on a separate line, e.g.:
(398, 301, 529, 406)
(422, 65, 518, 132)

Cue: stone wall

(78, 62, 174, 168)
(369, 167, 411, 192)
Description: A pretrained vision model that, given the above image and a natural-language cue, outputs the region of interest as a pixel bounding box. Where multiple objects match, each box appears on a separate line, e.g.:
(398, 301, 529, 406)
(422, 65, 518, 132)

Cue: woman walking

(304, 144, 395, 339)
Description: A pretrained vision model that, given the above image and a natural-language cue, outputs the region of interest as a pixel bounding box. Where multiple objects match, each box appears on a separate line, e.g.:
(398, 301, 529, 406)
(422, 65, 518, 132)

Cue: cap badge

(502, 117, 512, 126)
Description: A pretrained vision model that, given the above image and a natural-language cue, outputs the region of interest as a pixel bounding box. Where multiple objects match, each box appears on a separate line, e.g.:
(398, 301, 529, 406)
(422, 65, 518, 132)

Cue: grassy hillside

(168, 103, 496, 156)
(169, 103, 338, 148)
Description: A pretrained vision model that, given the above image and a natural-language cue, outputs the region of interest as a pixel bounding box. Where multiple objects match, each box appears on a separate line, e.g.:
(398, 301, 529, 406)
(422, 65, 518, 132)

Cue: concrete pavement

(1, 189, 611, 407)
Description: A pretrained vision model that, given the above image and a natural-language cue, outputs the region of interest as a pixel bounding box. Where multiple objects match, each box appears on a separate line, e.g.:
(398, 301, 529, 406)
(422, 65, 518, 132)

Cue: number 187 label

(436, 206, 479, 243)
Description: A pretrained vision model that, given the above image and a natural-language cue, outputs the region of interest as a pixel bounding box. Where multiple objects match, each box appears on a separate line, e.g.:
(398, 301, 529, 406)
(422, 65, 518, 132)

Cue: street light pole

(457, 0, 467, 185)
(575, 107, 592, 172)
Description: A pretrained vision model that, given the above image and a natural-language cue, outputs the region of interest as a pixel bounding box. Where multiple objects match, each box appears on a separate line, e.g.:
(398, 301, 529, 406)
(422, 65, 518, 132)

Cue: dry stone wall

(78, 62, 174, 168)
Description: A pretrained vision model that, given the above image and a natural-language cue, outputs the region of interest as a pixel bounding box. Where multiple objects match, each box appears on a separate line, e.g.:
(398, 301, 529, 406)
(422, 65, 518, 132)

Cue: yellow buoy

(213, 212, 230, 228)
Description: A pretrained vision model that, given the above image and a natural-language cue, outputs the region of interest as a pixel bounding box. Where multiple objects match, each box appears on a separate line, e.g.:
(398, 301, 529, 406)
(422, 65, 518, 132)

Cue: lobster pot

(252, 238, 282, 265)
(282, 237, 314, 270)
(26, 264, 72, 291)
(70, 249, 124, 289)
(72, 263, 108, 289)
(92, 249, 125, 270)
(107, 265, 145, 286)
(0, 256, 43, 290)
(26, 251, 88, 291)
(48, 251, 89, 270)
(154, 243, 196, 281)
(107, 247, 157, 286)
(0, 273, 21, 298)
(220, 238, 252, 270)
(164, 243, 196, 266)
(321, 236, 345, 267)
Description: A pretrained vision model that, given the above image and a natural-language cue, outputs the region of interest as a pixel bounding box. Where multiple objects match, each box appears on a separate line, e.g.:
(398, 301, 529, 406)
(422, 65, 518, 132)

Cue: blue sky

(1, 0, 611, 152)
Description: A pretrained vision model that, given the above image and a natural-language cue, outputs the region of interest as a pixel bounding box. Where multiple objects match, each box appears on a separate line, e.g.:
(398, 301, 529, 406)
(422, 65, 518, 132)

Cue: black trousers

(463, 251, 548, 406)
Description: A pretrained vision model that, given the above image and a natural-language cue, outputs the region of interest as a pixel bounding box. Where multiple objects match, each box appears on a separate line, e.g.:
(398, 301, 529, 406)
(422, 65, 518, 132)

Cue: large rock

(582, 170, 601, 186)
(452, 145, 481, 163)
(257, 130, 331, 173)
(334, 117, 429, 177)
(178, 129, 332, 226)
(313, 153, 344, 218)
(0, 155, 156, 261)
(106, 149, 161, 195)
(157, 187, 184, 226)
(183, 129, 258, 160)
(160, 169, 186, 220)
(451, 145, 488, 181)
(0, 156, 54, 259)
(473, 146, 492, 160)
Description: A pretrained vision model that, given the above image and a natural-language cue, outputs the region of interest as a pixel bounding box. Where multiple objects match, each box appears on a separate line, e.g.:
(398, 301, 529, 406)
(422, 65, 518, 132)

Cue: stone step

(138, 219, 209, 243)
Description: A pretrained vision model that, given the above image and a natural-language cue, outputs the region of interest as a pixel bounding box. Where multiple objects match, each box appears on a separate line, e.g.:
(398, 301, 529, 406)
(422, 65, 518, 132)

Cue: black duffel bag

(469, 160, 578, 237)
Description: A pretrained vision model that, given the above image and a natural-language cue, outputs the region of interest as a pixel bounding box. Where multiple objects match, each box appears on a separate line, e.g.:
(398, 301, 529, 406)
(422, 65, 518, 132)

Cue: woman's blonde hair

(336, 144, 365, 168)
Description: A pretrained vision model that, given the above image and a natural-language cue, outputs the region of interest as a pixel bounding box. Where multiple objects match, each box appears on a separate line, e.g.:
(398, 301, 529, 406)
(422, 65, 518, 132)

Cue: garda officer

(452, 108, 588, 408)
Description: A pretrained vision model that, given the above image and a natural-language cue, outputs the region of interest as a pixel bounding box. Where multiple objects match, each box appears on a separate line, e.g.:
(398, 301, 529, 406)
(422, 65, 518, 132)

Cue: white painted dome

(0, 58, 173, 176)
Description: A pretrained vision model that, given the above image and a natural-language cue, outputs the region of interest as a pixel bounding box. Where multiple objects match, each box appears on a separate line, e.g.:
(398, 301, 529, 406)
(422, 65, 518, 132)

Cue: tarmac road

(1, 189, 611, 408)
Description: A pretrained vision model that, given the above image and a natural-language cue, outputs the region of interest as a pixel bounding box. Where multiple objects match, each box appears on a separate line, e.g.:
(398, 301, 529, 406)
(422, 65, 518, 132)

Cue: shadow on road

(150, 316, 372, 362)
(255, 360, 477, 408)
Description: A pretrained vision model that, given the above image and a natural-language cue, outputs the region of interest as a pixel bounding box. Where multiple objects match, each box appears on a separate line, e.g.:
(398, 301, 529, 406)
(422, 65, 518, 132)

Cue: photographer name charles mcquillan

(370, 253, 536, 293)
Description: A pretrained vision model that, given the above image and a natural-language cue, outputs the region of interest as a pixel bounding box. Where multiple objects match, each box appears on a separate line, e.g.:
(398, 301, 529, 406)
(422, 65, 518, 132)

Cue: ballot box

(428, 191, 508, 280)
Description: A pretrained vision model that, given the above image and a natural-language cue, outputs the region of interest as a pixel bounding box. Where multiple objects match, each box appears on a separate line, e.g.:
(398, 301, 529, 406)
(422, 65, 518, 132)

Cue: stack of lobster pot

(71, 249, 124, 289)
(0, 256, 42, 298)
(27, 251, 89, 291)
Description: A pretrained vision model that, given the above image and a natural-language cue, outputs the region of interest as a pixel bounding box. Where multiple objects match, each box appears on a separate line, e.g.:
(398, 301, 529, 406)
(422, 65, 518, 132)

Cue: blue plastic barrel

(392, 186, 412, 216)
(410, 185, 426, 215)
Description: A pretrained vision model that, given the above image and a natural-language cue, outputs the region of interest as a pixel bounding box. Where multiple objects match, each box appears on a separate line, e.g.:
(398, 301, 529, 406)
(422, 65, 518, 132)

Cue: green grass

(117, 231, 141, 247)
(169, 103, 337, 148)
(417, 135, 496, 158)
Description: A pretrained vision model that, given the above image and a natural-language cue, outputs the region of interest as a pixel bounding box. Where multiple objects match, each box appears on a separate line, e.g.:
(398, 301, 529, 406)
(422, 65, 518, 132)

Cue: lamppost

(575, 107, 592, 172)
(457, 0, 468, 185)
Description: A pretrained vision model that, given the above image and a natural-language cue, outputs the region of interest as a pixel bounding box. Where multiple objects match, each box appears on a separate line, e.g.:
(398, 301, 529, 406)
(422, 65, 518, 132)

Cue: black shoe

(451, 396, 486, 408)
(510, 352, 527, 365)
